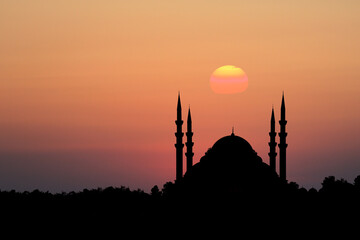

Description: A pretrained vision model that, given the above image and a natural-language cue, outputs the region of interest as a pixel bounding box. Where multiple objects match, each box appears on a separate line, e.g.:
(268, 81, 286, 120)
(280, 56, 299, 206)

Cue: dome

(211, 133, 254, 155)
(204, 133, 258, 164)
(182, 133, 282, 195)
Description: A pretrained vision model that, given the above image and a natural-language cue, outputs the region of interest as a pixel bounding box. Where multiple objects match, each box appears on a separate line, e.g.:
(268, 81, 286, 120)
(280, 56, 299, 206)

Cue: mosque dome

(210, 133, 256, 160)
(182, 133, 282, 195)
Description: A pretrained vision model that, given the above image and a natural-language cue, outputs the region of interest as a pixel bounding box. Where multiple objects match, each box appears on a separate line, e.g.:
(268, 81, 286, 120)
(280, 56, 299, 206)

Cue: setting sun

(210, 65, 248, 94)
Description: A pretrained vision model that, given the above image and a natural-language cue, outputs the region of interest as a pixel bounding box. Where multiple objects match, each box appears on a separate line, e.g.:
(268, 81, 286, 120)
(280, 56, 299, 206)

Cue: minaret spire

(177, 92, 182, 120)
(279, 92, 288, 181)
(185, 106, 194, 173)
(175, 93, 184, 182)
(281, 91, 286, 120)
(268, 106, 277, 172)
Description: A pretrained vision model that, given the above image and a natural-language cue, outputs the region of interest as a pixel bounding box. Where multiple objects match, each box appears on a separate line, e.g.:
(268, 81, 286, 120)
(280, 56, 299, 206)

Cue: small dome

(212, 133, 254, 154)
(207, 134, 257, 163)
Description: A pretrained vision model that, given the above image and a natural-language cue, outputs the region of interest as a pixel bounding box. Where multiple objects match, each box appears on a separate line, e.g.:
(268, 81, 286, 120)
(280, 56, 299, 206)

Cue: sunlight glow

(210, 65, 248, 94)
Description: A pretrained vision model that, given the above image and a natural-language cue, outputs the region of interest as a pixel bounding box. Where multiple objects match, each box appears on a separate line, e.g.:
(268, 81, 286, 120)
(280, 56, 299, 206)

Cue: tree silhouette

(321, 175, 336, 192)
(354, 175, 360, 189)
(320, 176, 355, 195)
(151, 185, 161, 198)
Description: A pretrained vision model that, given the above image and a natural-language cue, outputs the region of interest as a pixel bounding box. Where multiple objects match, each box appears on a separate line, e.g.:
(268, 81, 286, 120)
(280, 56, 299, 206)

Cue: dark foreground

(1, 176, 360, 237)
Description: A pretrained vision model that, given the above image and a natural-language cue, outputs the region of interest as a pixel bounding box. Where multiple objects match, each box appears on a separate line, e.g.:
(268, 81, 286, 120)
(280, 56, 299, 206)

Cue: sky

(1, 1, 360, 193)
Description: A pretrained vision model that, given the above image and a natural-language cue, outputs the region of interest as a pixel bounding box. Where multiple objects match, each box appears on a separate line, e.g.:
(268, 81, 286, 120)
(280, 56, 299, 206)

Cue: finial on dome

(231, 126, 235, 136)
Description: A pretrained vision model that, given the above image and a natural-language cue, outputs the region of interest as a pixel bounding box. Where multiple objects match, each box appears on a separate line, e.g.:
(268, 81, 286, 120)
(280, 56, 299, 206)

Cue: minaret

(268, 107, 277, 172)
(185, 107, 194, 173)
(279, 93, 288, 181)
(175, 93, 184, 182)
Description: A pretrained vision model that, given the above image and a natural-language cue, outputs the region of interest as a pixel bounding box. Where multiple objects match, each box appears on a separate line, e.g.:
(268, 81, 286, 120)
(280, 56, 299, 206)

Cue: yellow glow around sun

(212, 65, 246, 78)
(210, 65, 248, 94)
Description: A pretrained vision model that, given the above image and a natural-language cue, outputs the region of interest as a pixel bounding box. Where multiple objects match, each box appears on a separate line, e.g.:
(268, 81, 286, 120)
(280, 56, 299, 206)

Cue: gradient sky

(1, 1, 360, 192)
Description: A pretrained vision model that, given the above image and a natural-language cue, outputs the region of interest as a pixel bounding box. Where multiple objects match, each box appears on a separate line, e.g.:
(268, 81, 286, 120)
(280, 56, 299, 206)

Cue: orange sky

(1, 1, 360, 192)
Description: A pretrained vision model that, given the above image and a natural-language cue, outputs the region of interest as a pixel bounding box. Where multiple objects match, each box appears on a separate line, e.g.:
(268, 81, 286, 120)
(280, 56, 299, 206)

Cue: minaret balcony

(175, 143, 184, 148)
(268, 142, 277, 147)
(278, 143, 288, 148)
(279, 120, 287, 125)
(186, 132, 193, 137)
(175, 132, 184, 137)
(269, 132, 277, 137)
(278, 132, 287, 138)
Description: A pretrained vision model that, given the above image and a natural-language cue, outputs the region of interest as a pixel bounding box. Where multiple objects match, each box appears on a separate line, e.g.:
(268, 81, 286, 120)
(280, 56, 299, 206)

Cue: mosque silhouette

(174, 93, 288, 195)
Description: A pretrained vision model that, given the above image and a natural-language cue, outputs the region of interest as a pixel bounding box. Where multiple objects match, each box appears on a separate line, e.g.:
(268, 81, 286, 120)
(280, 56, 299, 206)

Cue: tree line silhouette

(1, 175, 360, 233)
(1, 175, 360, 210)
(1, 175, 360, 202)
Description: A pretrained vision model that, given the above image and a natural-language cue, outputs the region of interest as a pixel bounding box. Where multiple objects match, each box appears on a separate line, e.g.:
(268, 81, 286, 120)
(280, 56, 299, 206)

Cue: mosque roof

(182, 133, 282, 194)
(211, 133, 255, 158)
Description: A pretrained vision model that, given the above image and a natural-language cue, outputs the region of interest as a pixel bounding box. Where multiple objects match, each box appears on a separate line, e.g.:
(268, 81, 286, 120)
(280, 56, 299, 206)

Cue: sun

(210, 65, 248, 94)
